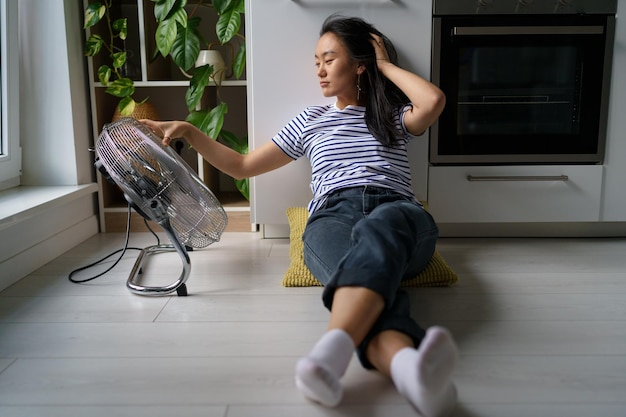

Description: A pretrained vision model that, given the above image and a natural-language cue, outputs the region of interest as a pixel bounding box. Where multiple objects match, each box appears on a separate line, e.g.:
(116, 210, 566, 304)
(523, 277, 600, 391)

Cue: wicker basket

(111, 101, 160, 122)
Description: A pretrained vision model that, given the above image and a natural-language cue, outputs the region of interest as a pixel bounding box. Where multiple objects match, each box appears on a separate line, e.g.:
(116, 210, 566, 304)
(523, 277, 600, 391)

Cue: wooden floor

(1, 231, 625, 417)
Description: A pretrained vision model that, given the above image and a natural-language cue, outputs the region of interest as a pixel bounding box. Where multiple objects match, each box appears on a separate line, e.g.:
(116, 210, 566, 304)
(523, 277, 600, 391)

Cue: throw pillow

(281, 207, 458, 287)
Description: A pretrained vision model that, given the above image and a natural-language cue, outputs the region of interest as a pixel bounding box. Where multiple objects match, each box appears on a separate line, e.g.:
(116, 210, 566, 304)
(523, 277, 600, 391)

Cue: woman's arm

(371, 35, 446, 137)
(141, 119, 293, 180)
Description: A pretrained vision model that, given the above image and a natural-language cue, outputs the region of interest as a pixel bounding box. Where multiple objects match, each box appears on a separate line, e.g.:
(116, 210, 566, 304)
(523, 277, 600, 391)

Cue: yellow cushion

(282, 207, 458, 287)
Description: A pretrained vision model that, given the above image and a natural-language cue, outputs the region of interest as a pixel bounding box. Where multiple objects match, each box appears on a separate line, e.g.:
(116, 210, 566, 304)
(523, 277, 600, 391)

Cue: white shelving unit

(84, 0, 249, 232)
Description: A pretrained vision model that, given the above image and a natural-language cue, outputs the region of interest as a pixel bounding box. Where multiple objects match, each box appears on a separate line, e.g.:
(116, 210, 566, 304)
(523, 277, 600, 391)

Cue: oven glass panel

(457, 45, 580, 136)
(435, 15, 610, 162)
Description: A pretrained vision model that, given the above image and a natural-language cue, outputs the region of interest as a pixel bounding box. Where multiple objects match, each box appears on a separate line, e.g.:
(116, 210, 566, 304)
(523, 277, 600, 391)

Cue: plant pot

(112, 101, 160, 122)
(180, 50, 226, 82)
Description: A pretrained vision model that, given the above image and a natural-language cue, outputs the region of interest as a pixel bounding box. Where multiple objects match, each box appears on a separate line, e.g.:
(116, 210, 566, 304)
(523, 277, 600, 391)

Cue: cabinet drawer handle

(467, 175, 569, 182)
(453, 26, 604, 36)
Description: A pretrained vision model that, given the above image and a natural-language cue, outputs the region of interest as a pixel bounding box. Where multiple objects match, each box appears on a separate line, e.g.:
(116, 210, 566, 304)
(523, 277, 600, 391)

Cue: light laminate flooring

(1, 231, 625, 417)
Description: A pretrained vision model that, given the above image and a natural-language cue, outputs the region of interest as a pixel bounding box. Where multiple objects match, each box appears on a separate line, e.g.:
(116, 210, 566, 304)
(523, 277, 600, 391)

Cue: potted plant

(151, 0, 248, 200)
(83, 0, 146, 117)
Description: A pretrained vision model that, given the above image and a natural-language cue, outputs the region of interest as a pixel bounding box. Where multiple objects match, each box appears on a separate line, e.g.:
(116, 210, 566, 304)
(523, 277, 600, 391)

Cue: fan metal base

(127, 243, 191, 296)
(126, 210, 192, 296)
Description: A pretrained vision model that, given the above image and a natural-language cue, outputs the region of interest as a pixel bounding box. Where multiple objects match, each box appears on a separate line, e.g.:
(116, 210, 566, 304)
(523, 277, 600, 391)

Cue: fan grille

(96, 118, 228, 248)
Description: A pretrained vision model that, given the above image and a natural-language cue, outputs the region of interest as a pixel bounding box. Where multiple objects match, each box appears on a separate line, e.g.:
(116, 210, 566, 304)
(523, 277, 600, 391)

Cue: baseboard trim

(437, 222, 626, 237)
(0, 184, 100, 292)
(0, 216, 99, 292)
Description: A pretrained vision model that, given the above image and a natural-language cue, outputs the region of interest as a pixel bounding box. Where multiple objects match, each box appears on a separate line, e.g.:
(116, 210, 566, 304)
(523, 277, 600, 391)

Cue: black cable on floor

(68, 204, 160, 283)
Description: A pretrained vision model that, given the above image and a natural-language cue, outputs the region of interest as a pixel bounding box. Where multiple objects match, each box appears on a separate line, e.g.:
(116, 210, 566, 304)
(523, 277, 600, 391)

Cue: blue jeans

(302, 186, 439, 369)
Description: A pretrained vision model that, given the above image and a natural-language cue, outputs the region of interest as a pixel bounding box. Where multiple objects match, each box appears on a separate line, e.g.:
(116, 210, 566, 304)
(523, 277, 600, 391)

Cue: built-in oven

(430, 0, 617, 165)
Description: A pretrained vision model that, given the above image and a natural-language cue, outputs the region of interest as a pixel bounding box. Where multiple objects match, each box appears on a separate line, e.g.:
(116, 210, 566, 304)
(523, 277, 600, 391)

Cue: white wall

(0, 0, 99, 290)
(19, 0, 94, 186)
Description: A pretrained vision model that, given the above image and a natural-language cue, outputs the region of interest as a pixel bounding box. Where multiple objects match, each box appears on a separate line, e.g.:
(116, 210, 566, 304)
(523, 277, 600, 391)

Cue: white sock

(295, 328, 354, 407)
(390, 326, 459, 417)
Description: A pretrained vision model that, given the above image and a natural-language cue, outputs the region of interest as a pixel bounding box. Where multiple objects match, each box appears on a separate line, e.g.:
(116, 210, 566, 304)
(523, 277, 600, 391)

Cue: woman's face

(315, 32, 362, 108)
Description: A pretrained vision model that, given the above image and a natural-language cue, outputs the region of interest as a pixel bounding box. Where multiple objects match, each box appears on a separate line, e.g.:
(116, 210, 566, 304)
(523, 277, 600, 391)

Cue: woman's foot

(295, 356, 343, 407)
(294, 328, 354, 407)
(390, 326, 459, 417)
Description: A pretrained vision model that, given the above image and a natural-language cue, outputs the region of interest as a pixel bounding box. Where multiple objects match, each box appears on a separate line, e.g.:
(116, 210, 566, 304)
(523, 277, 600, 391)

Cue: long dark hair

(320, 15, 409, 146)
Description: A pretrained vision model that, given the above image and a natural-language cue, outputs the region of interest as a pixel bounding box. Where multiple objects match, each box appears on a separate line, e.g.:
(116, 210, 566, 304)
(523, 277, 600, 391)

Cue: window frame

(0, 0, 21, 190)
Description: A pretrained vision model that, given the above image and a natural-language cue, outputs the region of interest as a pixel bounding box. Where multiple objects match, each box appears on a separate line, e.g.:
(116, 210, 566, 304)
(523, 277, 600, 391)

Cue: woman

(143, 15, 458, 417)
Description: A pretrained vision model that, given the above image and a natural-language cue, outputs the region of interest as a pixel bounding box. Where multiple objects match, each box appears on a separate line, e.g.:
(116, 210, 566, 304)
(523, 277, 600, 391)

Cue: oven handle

(453, 26, 604, 36)
(467, 175, 569, 182)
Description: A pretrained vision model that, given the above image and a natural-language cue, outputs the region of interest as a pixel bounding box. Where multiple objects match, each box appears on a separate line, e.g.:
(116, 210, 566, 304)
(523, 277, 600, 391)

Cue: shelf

(103, 191, 248, 212)
(102, 190, 251, 233)
(86, 0, 249, 232)
(93, 80, 247, 88)
(217, 192, 250, 211)
(103, 209, 252, 233)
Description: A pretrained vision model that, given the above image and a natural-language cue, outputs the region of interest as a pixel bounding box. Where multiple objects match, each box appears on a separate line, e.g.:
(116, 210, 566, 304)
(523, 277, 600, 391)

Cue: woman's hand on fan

(140, 119, 191, 147)
(140, 118, 292, 180)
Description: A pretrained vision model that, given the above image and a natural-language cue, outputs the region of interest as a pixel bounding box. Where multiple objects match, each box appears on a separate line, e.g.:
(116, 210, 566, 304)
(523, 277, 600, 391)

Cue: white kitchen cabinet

(428, 165, 603, 223)
(600, 0, 626, 221)
(426, 3, 626, 229)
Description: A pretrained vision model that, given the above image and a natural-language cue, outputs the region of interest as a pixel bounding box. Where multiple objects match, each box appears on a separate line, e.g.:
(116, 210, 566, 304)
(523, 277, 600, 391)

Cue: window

(0, 0, 21, 190)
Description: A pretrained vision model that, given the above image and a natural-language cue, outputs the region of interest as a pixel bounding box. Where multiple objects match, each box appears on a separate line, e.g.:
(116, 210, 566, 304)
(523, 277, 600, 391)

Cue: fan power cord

(68, 204, 161, 283)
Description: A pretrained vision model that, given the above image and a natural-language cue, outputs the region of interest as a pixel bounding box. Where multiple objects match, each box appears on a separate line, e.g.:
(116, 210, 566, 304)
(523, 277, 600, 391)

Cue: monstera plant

(152, 0, 248, 200)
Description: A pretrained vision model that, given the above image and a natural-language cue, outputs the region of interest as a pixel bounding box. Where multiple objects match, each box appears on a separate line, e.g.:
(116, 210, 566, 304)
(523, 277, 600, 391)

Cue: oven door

(431, 15, 615, 165)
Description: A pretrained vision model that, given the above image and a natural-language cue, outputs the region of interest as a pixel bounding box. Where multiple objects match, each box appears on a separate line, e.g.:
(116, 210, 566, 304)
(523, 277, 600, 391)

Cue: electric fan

(94, 117, 228, 296)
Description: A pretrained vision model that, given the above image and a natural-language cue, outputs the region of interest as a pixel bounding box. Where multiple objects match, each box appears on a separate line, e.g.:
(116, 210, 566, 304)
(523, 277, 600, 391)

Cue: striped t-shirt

(272, 103, 417, 213)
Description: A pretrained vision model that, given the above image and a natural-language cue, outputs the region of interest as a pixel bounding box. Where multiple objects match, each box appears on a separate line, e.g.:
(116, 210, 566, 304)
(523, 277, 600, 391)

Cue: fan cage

(96, 117, 227, 248)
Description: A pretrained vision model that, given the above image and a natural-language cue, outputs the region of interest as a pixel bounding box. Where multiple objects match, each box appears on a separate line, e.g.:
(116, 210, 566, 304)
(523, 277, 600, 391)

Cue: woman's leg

(296, 196, 365, 406)
(294, 286, 385, 407)
(328, 286, 385, 344)
(366, 329, 414, 377)
(296, 288, 458, 417)
(298, 189, 453, 411)
(367, 328, 459, 417)
(325, 200, 438, 371)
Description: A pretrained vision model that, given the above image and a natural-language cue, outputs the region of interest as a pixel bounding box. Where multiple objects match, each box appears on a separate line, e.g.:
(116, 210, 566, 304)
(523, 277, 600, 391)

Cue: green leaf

(111, 51, 127, 70)
(234, 178, 249, 201)
(225, 128, 250, 200)
(171, 17, 201, 71)
(216, 10, 241, 44)
(205, 103, 228, 140)
(212, 0, 233, 14)
(155, 18, 178, 56)
(233, 43, 246, 79)
(219, 129, 243, 152)
(154, 0, 186, 22)
(112, 18, 128, 41)
(185, 110, 214, 137)
(233, 0, 246, 13)
(185, 64, 214, 111)
(84, 2, 105, 29)
(106, 78, 135, 98)
(185, 103, 228, 140)
(97, 65, 112, 85)
(84, 34, 103, 56)
(220, 129, 248, 199)
(118, 97, 136, 117)
(172, 7, 188, 28)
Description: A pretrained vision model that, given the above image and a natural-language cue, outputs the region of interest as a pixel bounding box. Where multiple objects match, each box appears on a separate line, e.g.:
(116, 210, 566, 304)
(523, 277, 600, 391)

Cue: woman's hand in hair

(367, 33, 446, 136)
(370, 34, 392, 70)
